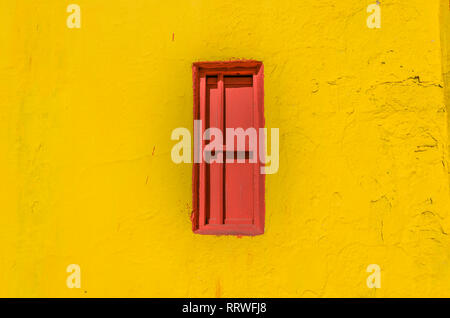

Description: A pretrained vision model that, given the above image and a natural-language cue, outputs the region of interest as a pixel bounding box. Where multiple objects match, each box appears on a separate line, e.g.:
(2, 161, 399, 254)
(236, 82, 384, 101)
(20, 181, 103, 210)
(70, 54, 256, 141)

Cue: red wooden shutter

(192, 61, 265, 236)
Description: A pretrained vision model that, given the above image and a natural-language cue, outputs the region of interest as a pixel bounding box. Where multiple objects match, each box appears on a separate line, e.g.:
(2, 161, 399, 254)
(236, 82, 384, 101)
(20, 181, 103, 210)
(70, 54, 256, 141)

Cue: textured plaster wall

(1, 0, 450, 297)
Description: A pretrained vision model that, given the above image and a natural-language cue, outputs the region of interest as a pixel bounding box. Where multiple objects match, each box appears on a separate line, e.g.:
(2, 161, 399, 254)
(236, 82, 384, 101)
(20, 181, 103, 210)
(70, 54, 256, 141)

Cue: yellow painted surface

(1, 0, 450, 297)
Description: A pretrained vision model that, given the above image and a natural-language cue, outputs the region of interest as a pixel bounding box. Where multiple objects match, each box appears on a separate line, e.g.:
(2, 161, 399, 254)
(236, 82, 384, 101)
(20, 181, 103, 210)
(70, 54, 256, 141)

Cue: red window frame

(192, 60, 265, 236)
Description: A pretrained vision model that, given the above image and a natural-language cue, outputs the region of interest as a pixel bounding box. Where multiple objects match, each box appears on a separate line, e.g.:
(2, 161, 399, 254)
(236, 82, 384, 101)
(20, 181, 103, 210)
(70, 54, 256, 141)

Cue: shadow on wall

(439, 0, 450, 184)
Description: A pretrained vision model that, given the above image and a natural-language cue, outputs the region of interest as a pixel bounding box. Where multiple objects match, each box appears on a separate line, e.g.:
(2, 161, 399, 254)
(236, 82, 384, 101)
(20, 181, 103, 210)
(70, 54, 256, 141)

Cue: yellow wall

(1, 0, 450, 297)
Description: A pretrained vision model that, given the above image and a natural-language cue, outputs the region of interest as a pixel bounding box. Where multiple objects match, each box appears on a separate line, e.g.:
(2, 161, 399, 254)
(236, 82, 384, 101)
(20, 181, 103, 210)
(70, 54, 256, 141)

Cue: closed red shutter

(192, 61, 265, 235)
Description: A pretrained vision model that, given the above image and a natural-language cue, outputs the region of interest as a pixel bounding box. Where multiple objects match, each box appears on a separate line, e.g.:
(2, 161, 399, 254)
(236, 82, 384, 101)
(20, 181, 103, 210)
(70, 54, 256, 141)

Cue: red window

(192, 61, 265, 235)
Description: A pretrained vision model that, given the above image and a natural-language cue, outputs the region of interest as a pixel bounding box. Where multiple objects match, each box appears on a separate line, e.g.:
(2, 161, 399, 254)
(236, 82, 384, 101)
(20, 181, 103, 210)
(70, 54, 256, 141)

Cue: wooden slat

(224, 76, 253, 86)
(207, 74, 224, 225)
(199, 75, 206, 227)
